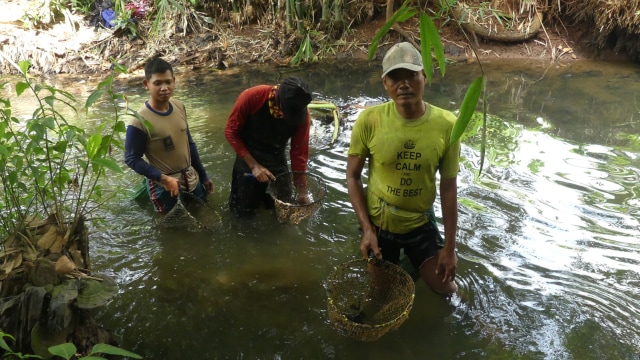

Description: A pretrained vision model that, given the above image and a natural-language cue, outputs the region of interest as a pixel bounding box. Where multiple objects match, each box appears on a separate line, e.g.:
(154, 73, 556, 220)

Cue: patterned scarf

(268, 85, 284, 118)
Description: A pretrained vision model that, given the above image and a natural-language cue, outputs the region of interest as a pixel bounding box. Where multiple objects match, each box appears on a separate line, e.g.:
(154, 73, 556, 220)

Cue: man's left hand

(203, 180, 214, 194)
(436, 247, 458, 283)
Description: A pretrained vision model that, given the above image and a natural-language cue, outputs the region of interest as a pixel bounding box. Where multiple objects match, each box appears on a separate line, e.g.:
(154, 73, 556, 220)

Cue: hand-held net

(159, 192, 220, 231)
(326, 258, 415, 341)
(267, 171, 327, 224)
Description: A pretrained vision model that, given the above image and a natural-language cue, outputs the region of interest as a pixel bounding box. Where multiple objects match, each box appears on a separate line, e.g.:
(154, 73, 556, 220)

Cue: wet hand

(251, 164, 276, 183)
(360, 228, 382, 260)
(160, 175, 180, 197)
(296, 191, 311, 205)
(435, 248, 458, 283)
(203, 179, 214, 194)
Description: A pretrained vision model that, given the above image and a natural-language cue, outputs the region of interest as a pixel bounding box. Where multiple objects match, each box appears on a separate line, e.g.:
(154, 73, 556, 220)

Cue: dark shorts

(374, 212, 444, 272)
(147, 179, 207, 213)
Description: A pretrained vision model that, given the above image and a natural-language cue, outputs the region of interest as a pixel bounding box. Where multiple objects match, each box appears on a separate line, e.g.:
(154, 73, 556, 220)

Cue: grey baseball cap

(381, 42, 423, 78)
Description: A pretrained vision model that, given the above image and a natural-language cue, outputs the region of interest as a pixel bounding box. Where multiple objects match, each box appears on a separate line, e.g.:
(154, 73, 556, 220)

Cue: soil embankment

(0, 0, 635, 76)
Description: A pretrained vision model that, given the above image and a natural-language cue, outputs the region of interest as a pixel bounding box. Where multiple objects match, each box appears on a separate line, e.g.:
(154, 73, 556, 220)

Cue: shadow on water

(6, 59, 640, 359)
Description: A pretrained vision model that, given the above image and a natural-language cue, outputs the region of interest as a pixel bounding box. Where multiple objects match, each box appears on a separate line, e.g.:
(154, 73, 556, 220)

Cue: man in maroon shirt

(225, 77, 312, 218)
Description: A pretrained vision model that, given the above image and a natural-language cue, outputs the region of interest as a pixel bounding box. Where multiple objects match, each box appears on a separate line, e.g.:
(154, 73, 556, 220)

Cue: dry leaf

(37, 226, 58, 250)
(55, 255, 77, 275)
(11, 252, 22, 269)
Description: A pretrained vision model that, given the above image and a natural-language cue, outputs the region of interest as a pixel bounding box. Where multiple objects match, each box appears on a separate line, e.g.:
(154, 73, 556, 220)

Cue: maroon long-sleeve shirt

(224, 85, 310, 172)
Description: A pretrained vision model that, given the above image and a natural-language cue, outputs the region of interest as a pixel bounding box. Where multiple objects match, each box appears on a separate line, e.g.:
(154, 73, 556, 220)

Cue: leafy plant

(0, 329, 142, 360)
(69, 0, 96, 15)
(0, 331, 40, 359)
(0, 60, 142, 357)
(48, 342, 142, 360)
(0, 58, 131, 248)
(291, 33, 318, 66)
(21, 0, 77, 30)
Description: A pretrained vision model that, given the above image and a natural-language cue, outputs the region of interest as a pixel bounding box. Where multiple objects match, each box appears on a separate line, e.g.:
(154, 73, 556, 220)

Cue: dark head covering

(277, 77, 312, 123)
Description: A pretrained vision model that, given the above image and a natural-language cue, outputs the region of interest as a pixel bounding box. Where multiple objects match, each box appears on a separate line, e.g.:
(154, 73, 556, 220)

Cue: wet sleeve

(224, 89, 255, 158)
(347, 109, 372, 158)
(124, 125, 163, 181)
(289, 110, 310, 172)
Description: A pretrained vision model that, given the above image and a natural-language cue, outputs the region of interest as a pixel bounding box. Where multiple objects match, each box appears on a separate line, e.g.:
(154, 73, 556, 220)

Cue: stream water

(5, 58, 640, 359)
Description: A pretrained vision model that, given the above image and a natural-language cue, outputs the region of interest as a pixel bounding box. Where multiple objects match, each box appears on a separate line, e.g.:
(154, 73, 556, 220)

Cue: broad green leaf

(451, 75, 484, 144)
(92, 158, 124, 174)
(478, 90, 488, 176)
(17, 181, 28, 192)
(94, 183, 103, 198)
(0, 332, 13, 352)
(64, 127, 78, 141)
(41, 84, 57, 95)
(8, 170, 18, 184)
(97, 76, 113, 91)
(142, 118, 154, 131)
(53, 100, 78, 115)
(52, 140, 68, 153)
(19, 60, 30, 75)
(111, 62, 129, 74)
(307, 102, 337, 110)
(420, 13, 446, 77)
(30, 123, 45, 140)
(48, 342, 77, 359)
(86, 133, 102, 160)
(0, 144, 9, 158)
(44, 95, 55, 108)
(41, 116, 55, 130)
(16, 81, 30, 96)
(86, 89, 105, 110)
(80, 357, 108, 360)
(55, 171, 71, 186)
(369, 1, 416, 61)
(114, 120, 127, 132)
(128, 111, 146, 125)
(52, 88, 76, 102)
(91, 343, 142, 358)
(100, 134, 114, 155)
(419, 15, 433, 84)
(77, 158, 87, 170)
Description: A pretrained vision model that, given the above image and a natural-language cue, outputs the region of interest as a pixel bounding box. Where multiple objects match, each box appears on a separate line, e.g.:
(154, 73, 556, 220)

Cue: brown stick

(386, 0, 420, 49)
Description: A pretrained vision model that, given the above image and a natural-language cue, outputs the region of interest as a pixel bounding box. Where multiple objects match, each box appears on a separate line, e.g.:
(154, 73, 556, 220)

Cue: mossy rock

(76, 274, 118, 310)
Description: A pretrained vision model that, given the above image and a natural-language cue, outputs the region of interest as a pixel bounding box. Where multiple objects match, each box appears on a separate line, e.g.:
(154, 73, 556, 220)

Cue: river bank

(0, 0, 635, 76)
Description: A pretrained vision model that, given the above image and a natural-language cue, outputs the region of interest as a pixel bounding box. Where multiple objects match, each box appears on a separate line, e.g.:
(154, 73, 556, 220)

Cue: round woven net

(326, 258, 415, 342)
(159, 192, 221, 231)
(267, 171, 326, 224)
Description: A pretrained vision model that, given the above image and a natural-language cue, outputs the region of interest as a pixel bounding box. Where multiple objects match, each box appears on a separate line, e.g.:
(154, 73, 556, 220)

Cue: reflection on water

(5, 59, 640, 359)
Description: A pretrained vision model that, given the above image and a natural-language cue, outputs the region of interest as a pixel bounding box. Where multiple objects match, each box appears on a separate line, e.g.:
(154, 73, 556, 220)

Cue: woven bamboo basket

(326, 258, 415, 341)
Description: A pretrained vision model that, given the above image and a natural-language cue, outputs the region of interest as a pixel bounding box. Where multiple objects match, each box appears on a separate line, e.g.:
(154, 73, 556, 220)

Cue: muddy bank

(0, 0, 636, 76)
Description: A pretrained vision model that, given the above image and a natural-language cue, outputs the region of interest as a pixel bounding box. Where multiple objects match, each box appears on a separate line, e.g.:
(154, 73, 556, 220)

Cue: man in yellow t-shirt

(347, 42, 460, 295)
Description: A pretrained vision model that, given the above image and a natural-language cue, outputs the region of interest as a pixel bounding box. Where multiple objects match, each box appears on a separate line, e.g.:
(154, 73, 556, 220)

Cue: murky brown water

(4, 58, 640, 359)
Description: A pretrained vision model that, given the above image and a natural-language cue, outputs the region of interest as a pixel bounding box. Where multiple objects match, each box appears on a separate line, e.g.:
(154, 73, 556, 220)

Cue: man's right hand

(159, 174, 180, 197)
(251, 163, 276, 183)
(360, 227, 382, 260)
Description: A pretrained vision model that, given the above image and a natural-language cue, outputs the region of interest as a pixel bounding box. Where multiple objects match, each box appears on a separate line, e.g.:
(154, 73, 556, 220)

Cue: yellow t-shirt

(348, 101, 460, 233)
